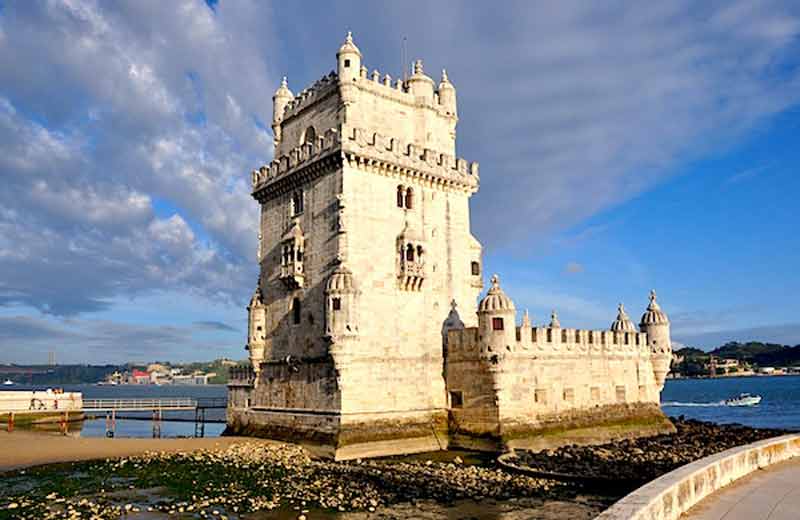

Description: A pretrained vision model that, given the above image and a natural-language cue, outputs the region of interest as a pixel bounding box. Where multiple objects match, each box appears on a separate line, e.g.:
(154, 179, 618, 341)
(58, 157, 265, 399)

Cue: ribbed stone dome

(337, 31, 362, 57)
(325, 265, 356, 293)
(611, 303, 636, 332)
(478, 274, 515, 313)
(274, 76, 293, 100)
(640, 290, 669, 326)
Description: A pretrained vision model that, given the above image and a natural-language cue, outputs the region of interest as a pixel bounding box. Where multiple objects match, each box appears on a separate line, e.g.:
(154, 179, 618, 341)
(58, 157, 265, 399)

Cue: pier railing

(82, 398, 198, 411)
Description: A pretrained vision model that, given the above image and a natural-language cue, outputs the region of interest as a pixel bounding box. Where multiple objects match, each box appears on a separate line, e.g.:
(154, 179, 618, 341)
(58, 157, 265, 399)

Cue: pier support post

(7, 412, 13, 433)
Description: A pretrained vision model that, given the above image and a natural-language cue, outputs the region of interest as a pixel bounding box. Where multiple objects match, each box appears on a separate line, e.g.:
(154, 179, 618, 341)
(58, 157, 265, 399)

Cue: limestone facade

(227, 33, 673, 459)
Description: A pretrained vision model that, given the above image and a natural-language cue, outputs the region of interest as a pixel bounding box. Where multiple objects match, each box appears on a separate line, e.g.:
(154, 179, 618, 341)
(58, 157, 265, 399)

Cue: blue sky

(0, 1, 799, 364)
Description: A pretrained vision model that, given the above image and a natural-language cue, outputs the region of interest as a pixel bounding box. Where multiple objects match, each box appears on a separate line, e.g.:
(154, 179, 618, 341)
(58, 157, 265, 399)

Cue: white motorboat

(2, 379, 14, 386)
(724, 393, 762, 406)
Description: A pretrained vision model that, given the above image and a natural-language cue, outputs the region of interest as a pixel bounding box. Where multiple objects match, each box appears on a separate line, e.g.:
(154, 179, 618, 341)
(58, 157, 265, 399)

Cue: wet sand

(0, 430, 257, 472)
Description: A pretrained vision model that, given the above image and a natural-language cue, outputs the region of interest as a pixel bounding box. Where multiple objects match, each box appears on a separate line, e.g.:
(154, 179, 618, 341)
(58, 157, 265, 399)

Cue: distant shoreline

(668, 373, 800, 380)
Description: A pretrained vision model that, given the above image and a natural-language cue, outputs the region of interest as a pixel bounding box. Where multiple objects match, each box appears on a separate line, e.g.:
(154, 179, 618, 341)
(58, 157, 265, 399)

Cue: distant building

(131, 369, 150, 385)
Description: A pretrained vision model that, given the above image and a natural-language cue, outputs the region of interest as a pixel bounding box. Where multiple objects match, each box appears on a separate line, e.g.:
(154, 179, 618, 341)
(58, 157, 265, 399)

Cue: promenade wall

(596, 433, 800, 520)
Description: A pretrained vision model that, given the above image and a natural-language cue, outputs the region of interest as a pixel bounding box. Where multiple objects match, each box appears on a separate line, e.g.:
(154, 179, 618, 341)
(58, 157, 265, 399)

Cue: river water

(12, 375, 800, 438)
(661, 375, 800, 430)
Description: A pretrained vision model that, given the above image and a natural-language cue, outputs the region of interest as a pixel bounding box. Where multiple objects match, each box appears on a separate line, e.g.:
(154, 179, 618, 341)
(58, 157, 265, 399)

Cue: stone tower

(229, 33, 483, 459)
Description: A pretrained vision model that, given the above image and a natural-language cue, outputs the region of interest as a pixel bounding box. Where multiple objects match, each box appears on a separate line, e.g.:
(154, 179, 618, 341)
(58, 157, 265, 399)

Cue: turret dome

(248, 286, 264, 308)
(478, 274, 515, 313)
(325, 265, 356, 293)
(274, 76, 293, 100)
(640, 290, 669, 326)
(337, 31, 362, 58)
(611, 303, 636, 332)
(549, 310, 561, 328)
(438, 69, 454, 91)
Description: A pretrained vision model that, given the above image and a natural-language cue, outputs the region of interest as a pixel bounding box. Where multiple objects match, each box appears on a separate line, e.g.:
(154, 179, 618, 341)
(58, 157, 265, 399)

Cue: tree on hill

(711, 342, 788, 360)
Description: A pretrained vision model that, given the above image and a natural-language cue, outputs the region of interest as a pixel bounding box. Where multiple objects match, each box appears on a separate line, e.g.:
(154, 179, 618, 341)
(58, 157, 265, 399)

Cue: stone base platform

(225, 407, 449, 460)
(227, 403, 674, 459)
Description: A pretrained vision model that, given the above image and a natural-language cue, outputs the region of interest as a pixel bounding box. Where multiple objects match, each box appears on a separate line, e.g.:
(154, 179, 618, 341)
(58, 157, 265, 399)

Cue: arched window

(416, 245, 423, 262)
(303, 126, 316, 145)
(492, 317, 504, 331)
(405, 244, 414, 262)
(332, 297, 342, 311)
(405, 188, 414, 209)
(396, 185, 404, 208)
(292, 298, 301, 324)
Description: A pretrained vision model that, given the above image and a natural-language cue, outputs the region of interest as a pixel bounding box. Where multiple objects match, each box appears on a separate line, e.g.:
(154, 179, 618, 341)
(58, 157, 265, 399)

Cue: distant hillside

(710, 341, 800, 366)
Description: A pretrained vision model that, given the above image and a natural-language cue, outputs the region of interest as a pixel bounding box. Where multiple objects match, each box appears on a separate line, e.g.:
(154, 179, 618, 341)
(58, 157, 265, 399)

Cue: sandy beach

(0, 430, 253, 472)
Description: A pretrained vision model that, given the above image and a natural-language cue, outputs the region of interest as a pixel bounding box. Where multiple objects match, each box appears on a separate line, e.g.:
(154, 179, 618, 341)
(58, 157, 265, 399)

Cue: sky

(0, 1, 799, 364)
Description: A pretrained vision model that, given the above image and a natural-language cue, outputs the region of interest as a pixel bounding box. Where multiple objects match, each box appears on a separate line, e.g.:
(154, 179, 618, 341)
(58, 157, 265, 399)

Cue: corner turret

(272, 77, 293, 149)
(478, 275, 517, 352)
(337, 31, 362, 83)
(640, 290, 672, 389)
(247, 286, 267, 372)
(407, 60, 435, 104)
(438, 69, 457, 117)
(324, 264, 359, 340)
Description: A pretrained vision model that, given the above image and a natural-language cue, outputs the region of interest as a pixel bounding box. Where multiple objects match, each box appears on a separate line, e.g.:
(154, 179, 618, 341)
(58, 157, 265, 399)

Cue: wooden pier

(3, 396, 227, 438)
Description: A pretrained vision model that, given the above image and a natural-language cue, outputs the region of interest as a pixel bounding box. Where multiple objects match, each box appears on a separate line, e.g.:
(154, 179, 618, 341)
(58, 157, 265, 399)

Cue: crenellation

(232, 32, 673, 459)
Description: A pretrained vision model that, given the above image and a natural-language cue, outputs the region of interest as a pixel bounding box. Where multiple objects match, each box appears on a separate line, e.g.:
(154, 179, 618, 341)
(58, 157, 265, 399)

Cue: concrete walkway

(683, 457, 800, 520)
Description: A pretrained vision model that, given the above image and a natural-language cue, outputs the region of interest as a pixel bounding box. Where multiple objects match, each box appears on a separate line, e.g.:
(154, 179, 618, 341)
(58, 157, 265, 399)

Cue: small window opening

(405, 244, 414, 262)
(344, 59, 351, 68)
(471, 261, 480, 276)
(588, 332, 593, 344)
(396, 185, 405, 208)
(575, 330, 580, 342)
(292, 297, 301, 325)
(405, 188, 414, 209)
(561, 330, 567, 342)
(492, 317, 504, 331)
(547, 329, 552, 342)
(332, 297, 342, 311)
(450, 391, 463, 408)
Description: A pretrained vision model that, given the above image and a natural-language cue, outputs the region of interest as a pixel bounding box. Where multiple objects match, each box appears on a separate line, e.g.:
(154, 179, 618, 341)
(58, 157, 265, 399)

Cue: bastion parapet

(228, 32, 674, 459)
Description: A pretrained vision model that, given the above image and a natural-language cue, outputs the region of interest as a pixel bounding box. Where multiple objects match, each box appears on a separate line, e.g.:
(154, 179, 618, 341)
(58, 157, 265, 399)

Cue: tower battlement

(252, 126, 479, 198)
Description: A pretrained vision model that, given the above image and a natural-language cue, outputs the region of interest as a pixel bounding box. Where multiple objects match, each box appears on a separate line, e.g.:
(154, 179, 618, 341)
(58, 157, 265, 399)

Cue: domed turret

(272, 77, 293, 149)
(549, 310, 561, 328)
(437, 69, 457, 117)
(325, 264, 359, 339)
(611, 303, 636, 333)
(477, 275, 516, 351)
(337, 31, 362, 83)
(247, 286, 267, 371)
(639, 290, 672, 390)
(272, 76, 293, 125)
(407, 59, 435, 104)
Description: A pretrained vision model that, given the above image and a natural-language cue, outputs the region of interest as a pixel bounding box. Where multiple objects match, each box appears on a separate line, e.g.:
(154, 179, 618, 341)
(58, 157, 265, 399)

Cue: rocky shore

(512, 417, 789, 487)
(0, 441, 590, 519)
(0, 419, 789, 519)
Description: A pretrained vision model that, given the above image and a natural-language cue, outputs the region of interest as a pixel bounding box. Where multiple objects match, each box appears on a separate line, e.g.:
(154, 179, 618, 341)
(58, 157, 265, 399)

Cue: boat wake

(661, 401, 727, 407)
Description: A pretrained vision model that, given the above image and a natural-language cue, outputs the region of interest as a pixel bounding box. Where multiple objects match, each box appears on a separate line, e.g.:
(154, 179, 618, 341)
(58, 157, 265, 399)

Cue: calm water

(12, 376, 800, 438)
(11, 383, 227, 438)
(661, 375, 800, 430)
